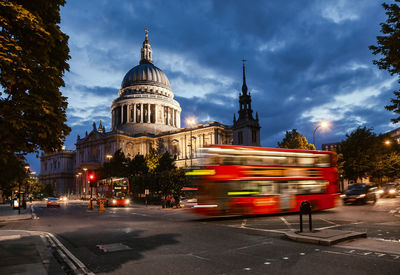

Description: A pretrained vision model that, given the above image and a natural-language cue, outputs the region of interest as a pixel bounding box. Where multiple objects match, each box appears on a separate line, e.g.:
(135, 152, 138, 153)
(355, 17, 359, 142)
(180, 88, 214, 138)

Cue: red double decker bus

(96, 177, 130, 207)
(190, 145, 338, 216)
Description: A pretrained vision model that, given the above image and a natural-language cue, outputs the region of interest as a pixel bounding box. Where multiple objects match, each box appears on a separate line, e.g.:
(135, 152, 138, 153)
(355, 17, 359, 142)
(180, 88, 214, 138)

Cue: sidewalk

(285, 228, 400, 254)
(0, 203, 32, 222)
(0, 230, 64, 274)
(285, 229, 367, 246)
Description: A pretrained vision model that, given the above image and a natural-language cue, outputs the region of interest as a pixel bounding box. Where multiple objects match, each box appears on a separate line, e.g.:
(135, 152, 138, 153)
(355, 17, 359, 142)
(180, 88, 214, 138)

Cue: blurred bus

(190, 145, 338, 216)
(96, 177, 130, 207)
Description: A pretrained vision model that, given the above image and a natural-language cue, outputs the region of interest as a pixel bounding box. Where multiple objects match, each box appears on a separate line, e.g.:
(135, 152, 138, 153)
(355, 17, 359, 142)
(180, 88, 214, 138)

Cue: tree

(0, 0, 71, 161)
(338, 127, 379, 182)
(145, 147, 161, 173)
(97, 149, 129, 179)
(369, 1, 400, 123)
(0, 153, 26, 197)
(277, 129, 315, 150)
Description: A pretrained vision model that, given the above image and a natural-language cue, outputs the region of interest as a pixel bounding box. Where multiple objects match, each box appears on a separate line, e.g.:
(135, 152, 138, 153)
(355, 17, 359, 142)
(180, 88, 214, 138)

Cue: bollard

(299, 200, 312, 232)
(98, 199, 106, 213)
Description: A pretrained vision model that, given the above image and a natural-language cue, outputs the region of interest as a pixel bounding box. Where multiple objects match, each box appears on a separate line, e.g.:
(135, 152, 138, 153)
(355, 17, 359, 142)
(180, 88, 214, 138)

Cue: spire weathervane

(145, 27, 149, 40)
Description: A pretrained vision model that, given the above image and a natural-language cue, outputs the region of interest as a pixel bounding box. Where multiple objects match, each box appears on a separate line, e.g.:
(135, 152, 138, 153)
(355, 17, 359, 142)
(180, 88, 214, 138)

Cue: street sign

(145, 189, 149, 195)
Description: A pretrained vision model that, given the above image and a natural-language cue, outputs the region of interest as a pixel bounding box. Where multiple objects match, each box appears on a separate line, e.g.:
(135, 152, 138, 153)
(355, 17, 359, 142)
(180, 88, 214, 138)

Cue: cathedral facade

(40, 31, 260, 197)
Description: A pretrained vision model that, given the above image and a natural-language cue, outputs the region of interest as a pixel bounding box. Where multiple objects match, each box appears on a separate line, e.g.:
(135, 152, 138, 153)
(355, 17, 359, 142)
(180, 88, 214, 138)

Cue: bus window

(315, 155, 330, 167)
(258, 181, 278, 195)
(296, 180, 328, 194)
(297, 157, 315, 166)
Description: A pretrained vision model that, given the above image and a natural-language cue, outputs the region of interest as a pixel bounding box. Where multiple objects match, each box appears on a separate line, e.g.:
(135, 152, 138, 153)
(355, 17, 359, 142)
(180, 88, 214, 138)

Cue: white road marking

(316, 224, 341, 230)
(299, 253, 305, 256)
(0, 235, 21, 241)
(283, 257, 289, 260)
(280, 217, 292, 229)
(319, 218, 337, 225)
(9, 230, 94, 275)
(243, 267, 251, 271)
(323, 250, 348, 256)
(264, 262, 271, 265)
(188, 253, 210, 261)
(225, 224, 287, 234)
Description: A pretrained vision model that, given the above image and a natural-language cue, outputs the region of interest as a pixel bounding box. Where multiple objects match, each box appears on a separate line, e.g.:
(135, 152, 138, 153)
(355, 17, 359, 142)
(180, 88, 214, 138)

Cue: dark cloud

(27, 0, 400, 173)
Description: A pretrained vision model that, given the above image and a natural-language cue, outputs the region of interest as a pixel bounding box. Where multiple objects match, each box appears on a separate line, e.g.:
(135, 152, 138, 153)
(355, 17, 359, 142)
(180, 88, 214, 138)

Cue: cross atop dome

(140, 27, 153, 65)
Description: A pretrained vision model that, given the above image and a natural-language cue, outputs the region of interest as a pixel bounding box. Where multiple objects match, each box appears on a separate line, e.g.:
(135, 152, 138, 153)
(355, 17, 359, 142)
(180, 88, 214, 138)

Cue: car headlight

(340, 194, 346, 198)
(112, 199, 117, 204)
(377, 190, 384, 194)
(389, 189, 395, 194)
(358, 194, 366, 198)
(125, 199, 130, 204)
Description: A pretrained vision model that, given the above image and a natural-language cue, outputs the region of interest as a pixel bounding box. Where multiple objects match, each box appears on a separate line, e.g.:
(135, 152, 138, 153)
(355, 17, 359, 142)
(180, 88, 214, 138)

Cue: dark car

(342, 184, 377, 205)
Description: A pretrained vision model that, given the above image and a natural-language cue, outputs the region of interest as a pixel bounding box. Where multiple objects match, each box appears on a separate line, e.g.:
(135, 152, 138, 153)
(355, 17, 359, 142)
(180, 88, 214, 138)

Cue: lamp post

(21, 165, 30, 212)
(312, 121, 329, 148)
(186, 118, 196, 169)
(83, 168, 88, 198)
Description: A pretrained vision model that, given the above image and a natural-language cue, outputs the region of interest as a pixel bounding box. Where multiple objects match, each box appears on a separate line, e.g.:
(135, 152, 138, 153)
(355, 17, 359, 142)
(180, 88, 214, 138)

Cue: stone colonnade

(112, 103, 180, 128)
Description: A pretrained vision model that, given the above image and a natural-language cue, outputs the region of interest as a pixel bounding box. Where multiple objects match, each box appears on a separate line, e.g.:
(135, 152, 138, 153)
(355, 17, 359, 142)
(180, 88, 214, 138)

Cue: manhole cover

(96, 243, 131, 252)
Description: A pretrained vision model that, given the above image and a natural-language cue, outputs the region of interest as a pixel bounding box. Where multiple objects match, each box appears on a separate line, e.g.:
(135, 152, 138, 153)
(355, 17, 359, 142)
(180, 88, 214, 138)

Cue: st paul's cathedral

(40, 30, 261, 196)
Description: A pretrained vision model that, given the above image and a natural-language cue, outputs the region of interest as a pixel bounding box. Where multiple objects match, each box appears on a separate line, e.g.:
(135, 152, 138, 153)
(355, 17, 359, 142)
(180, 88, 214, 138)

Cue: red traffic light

(89, 174, 95, 181)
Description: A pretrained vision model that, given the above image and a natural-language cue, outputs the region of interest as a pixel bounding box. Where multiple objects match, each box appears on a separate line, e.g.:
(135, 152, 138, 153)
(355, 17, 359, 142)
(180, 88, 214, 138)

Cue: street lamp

(186, 118, 196, 168)
(82, 168, 88, 197)
(106, 154, 113, 161)
(312, 121, 329, 147)
(384, 140, 391, 146)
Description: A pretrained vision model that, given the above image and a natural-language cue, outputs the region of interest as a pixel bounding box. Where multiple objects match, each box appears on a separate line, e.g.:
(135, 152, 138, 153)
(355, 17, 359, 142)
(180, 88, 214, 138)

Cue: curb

(285, 230, 367, 246)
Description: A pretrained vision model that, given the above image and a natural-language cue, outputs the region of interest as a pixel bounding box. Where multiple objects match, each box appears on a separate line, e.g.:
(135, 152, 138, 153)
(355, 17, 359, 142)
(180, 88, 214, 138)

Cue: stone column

(120, 105, 124, 124)
(147, 104, 150, 123)
(140, 104, 143, 123)
(133, 104, 136, 123)
(155, 104, 158, 123)
(161, 105, 164, 124)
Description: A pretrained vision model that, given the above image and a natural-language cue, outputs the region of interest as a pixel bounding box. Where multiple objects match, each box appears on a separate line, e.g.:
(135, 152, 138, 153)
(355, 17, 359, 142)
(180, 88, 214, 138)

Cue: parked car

(341, 184, 377, 204)
(382, 184, 397, 198)
(47, 197, 61, 208)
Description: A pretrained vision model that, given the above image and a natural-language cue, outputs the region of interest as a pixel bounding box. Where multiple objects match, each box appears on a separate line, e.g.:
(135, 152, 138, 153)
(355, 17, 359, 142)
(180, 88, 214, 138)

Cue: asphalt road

(1, 198, 400, 274)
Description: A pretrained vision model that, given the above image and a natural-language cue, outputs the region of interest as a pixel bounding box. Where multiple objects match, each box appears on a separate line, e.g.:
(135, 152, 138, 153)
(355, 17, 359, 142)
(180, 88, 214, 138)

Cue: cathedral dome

(121, 63, 171, 90)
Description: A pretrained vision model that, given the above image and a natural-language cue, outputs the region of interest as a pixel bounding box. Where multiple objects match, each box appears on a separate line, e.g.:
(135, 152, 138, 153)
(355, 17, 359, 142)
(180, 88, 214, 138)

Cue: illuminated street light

(384, 140, 391, 146)
(106, 154, 113, 161)
(186, 117, 196, 168)
(312, 121, 330, 147)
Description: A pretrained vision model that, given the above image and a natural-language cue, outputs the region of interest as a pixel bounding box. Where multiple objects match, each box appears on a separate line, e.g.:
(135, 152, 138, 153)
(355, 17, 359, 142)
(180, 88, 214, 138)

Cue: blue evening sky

(27, 0, 399, 173)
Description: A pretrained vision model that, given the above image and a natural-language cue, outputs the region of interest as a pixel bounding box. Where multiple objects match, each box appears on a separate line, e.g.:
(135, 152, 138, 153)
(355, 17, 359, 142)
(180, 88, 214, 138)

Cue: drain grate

(96, 243, 131, 253)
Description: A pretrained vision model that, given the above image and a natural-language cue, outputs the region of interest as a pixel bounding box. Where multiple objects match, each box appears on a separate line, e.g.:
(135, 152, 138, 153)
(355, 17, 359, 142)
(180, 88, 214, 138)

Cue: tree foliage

(96, 147, 186, 200)
(338, 126, 400, 184)
(0, 0, 71, 160)
(277, 129, 315, 150)
(0, 153, 26, 197)
(370, 1, 400, 123)
(97, 149, 129, 179)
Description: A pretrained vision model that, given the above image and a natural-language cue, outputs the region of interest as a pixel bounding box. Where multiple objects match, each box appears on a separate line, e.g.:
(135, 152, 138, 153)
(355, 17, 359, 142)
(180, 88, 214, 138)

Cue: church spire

(140, 28, 153, 65)
(242, 59, 248, 95)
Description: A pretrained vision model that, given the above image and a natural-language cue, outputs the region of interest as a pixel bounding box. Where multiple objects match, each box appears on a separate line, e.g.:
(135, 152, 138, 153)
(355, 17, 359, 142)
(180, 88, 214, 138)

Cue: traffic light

(88, 172, 97, 187)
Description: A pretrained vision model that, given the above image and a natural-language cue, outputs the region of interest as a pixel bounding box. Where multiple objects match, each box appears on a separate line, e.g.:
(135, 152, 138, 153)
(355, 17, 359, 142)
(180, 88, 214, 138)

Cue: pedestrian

(174, 194, 180, 208)
(166, 194, 172, 208)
